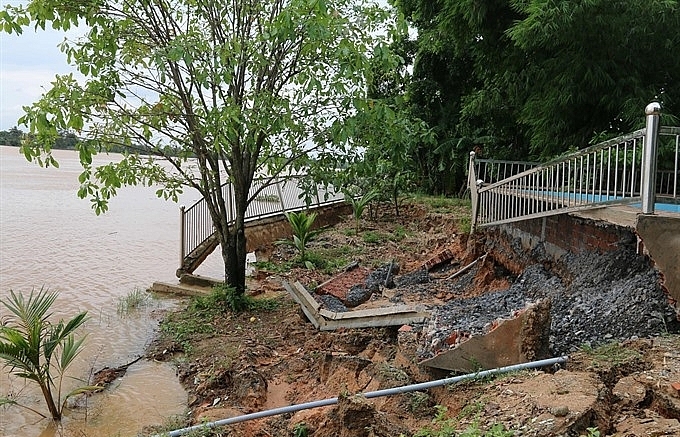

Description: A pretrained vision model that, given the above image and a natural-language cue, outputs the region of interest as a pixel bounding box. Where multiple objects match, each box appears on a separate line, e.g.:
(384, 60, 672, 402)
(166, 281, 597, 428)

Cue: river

(0, 145, 224, 436)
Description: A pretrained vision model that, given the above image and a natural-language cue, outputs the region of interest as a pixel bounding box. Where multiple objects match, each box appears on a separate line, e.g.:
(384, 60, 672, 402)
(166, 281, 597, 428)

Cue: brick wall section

(482, 213, 637, 275)
(512, 214, 634, 254)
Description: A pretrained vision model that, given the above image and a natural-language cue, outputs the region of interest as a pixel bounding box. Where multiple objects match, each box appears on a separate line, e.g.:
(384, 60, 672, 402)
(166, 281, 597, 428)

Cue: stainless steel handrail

(469, 104, 678, 230)
(180, 175, 345, 261)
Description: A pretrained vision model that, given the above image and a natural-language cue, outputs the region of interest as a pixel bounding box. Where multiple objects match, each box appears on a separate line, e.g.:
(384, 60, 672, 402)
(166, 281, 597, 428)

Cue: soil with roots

(144, 200, 680, 437)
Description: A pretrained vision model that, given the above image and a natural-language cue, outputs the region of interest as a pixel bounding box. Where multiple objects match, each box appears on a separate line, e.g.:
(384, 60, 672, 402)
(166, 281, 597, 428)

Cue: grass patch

(253, 259, 295, 273)
(142, 413, 223, 436)
(389, 225, 409, 241)
(580, 342, 642, 367)
(362, 231, 385, 244)
(376, 363, 410, 387)
(160, 285, 280, 354)
(304, 244, 363, 274)
(117, 287, 150, 315)
(413, 195, 471, 212)
(413, 404, 515, 437)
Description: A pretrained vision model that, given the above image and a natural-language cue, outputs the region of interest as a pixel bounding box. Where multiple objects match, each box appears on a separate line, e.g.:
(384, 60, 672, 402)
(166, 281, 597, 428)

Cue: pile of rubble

(306, 242, 678, 364)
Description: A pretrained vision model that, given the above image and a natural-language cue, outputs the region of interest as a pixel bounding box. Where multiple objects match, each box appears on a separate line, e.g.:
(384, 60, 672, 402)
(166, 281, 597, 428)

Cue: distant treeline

(0, 127, 178, 156)
(0, 127, 80, 150)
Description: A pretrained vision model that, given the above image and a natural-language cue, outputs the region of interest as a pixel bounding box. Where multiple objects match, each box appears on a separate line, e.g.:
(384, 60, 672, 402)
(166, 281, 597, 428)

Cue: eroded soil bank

(144, 200, 680, 436)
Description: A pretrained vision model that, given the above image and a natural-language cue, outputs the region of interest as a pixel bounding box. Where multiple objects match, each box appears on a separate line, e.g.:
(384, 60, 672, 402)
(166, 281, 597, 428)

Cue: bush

(0, 288, 98, 420)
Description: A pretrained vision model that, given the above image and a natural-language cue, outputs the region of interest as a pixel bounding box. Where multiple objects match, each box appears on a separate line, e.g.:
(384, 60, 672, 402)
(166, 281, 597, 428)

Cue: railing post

(179, 205, 186, 267)
(275, 176, 286, 212)
(642, 102, 661, 214)
(468, 151, 480, 232)
(227, 183, 235, 220)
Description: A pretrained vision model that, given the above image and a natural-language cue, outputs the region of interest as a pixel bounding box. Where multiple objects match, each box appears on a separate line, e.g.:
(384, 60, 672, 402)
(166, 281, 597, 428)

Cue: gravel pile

(416, 245, 679, 358)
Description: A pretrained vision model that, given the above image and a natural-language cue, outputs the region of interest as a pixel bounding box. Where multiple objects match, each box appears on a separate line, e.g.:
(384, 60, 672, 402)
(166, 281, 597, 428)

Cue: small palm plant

(278, 211, 323, 267)
(344, 189, 379, 234)
(0, 287, 97, 421)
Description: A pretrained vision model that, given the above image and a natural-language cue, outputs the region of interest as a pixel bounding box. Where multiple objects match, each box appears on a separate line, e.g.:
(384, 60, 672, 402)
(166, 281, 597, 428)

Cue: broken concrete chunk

(421, 299, 551, 372)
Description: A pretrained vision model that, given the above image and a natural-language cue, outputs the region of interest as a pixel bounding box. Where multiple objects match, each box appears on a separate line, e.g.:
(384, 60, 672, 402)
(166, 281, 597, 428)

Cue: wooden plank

(292, 281, 321, 311)
(148, 281, 211, 297)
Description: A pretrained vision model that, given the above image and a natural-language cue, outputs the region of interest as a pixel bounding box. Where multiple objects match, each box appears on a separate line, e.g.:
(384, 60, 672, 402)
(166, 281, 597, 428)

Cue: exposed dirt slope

(145, 200, 680, 436)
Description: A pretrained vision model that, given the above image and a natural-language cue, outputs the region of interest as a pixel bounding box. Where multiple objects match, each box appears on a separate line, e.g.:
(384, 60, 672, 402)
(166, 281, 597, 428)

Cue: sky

(0, 0, 395, 131)
(0, 1, 86, 130)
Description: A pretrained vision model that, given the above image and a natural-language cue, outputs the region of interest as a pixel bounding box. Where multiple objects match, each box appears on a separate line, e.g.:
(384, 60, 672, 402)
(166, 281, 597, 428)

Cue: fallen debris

(283, 281, 429, 330)
(91, 356, 144, 391)
(421, 299, 551, 372)
(446, 252, 488, 280)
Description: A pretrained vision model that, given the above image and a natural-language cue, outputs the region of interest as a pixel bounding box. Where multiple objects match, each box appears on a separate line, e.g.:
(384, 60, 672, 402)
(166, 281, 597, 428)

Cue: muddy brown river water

(0, 146, 224, 436)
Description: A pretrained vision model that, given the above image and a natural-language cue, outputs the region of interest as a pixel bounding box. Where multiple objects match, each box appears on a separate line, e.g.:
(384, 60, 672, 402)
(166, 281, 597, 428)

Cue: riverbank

(143, 198, 680, 436)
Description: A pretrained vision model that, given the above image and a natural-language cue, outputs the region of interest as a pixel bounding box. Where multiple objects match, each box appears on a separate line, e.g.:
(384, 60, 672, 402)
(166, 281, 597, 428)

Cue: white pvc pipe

(159, 355, 568, 437)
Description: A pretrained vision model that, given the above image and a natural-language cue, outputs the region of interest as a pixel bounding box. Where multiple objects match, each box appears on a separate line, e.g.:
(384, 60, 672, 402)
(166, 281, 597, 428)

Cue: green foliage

(116, 287, 150, 315)
(406, 391, 432, 414)
(0, 127, 23, 146)
(580, 342, 642, 368)
(395, 0, 680, 191)
(2, 0, 398, 293)
(413, 404, 515, 437)
(279, 211, 323, 264)
(198, 284, 280, 313)
(0, 288, 97, 421)
(413, 405, 456, 437)
(292, 422, 309, 437)
(344, 189, 380, 234)
(346, 99, 437, 214)
(579, 427, 601, 437)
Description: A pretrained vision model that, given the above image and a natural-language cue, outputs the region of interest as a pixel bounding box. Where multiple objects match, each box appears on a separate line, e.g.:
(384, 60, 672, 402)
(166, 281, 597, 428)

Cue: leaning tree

(2, 0, 396, 293)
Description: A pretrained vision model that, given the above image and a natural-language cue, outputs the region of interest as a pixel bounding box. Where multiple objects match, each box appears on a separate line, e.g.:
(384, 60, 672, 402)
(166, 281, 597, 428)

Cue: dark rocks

(317, 294, 348, 313)
(422, 247, 679, 358)
(345, 284, 373, 307)
(394, 269, 431, 288)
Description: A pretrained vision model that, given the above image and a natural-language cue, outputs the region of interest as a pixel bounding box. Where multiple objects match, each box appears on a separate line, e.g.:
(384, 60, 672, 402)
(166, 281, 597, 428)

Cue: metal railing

(180, 175, 345, 261)
(469, 103, 679, 230)
(657, 126, 680, 199)
(473, 159, 538, 185)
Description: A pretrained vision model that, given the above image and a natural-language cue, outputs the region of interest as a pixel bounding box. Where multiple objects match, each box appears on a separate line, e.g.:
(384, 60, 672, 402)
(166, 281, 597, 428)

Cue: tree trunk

(39, 381, 61, 420)
(221, 218, 247, 294)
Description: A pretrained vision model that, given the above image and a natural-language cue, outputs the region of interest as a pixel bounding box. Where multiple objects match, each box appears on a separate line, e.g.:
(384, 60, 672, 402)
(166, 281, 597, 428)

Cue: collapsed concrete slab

(421, 299, 551, 372)
(283, 281, 429, 331)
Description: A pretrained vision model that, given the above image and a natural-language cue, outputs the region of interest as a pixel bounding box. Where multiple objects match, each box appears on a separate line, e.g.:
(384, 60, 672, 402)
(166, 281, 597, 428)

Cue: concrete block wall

(512, 214, 635, 255)
(245, 203, 352, 254)
(482, 213, 638, 276)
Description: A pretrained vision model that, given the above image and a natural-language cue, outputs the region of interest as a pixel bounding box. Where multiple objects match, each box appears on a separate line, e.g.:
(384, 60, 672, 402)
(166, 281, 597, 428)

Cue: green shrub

(344, 189, 379, 234)
(278, 211, 323, 265)
(0, 288, 98, 420)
